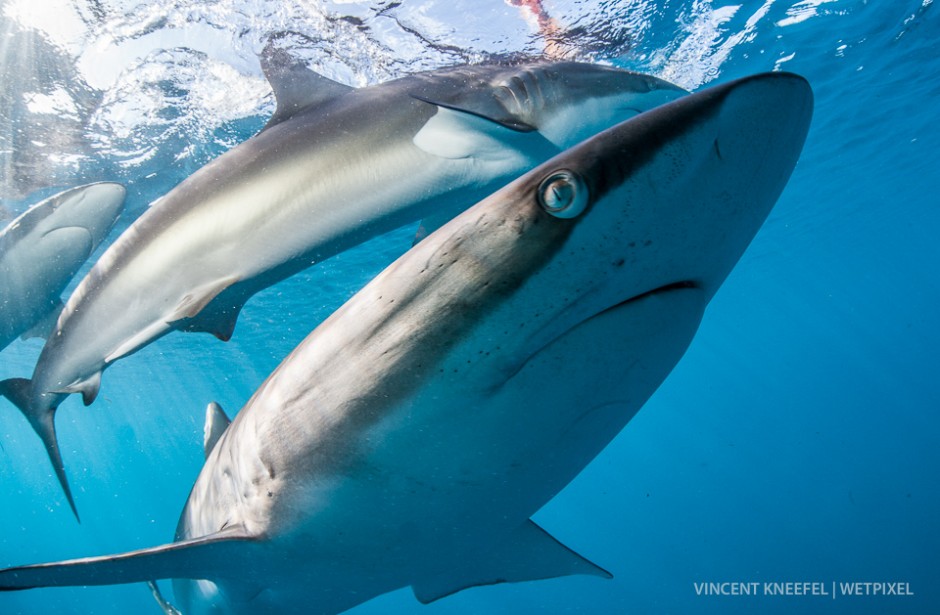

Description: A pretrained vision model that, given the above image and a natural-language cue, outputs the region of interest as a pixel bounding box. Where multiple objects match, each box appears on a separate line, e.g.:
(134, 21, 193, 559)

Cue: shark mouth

(509, 280, 701, 384)
(575, 279, 703, 340)
(615, 280, 699, 308)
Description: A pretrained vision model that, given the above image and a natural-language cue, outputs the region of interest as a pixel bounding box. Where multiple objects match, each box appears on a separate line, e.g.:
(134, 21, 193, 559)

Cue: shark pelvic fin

(104, 276, 242, 362)
(166, 277, 246, 340)
(260, 43, 354, 130)
(57, 371, 102, 406)
(0, 525, 258, 591)
(0, 378, 79, 521)
(176, 292, 246, 342)
(204, 402, 231, 459)
(412, 520, 611, 604)
(168, 277, 239, 324)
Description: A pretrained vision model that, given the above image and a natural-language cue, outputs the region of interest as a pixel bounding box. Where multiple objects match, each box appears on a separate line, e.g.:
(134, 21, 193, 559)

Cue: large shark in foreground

(0, 182, 125, 352)
(0, 54, 687, 517)
(0, 71, 812, 613)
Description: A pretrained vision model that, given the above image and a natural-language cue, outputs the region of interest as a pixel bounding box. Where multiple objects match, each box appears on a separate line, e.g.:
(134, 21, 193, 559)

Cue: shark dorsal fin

(412, 520, 611, 604)
(0, 525, 258, 591)
(260, 44, 354, 130)
(204, 401, 231, 459)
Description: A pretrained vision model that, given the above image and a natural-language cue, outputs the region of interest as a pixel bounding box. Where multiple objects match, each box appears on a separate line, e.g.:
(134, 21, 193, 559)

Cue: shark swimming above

(0, 71, 813, 614)
(0, 52, 688, 518)
(0, 182, 125, 352)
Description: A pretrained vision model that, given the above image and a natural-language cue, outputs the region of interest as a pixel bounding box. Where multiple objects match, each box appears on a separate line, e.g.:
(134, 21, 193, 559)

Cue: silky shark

(0, 53, 687, 517)
(0, 71, 812, 613)
(0, 182, 125, 352)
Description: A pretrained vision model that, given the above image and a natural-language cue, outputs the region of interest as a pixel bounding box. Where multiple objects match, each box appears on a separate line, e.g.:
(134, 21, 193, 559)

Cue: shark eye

(537, 170, 588, 219)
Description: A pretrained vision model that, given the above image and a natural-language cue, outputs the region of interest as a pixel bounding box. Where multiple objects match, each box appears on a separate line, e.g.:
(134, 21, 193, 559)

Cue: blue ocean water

(1, 1, 937, 614)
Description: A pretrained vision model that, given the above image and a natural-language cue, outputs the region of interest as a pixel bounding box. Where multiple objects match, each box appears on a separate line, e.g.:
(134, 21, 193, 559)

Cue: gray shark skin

(0, 71, 812, 613)
(0, 182, 126, 351)
(0, 55, 687, 518)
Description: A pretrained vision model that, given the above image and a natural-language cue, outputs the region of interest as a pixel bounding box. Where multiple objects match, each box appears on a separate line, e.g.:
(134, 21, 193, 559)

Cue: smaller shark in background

(0, 50, 687, 518)
(0, 71, 812, 614)
(0, 182, 125, 352)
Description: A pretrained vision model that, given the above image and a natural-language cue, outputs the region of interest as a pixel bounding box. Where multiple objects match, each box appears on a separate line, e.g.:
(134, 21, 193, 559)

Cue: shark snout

(57, 182, 125, 220)
(54, 182, 126, 243)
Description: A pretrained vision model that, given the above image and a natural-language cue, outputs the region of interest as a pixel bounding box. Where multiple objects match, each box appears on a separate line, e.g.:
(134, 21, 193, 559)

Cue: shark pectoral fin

(57, 371, 102, 406)
(0, 378, 78, 521)
(412, 520, 611, 604)
(413, 106, 559, 163)
(0, 525, 258, 591)
(20, 299, 64, 341)
(260, 43, 354, 130)
(204, 402, 231, 459)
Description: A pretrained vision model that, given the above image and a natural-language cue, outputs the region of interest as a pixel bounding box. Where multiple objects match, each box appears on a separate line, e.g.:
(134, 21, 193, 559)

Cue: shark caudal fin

(0, 378, 79, 521)
(0, 526, 257, 591)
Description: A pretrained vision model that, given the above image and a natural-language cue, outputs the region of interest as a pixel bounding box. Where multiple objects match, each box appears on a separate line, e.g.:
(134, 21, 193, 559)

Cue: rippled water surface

(1, 1, 938, 613)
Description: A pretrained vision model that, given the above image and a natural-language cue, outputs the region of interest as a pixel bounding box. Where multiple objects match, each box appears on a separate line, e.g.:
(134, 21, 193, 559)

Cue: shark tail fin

(0, 525, 257, 591)
(0, 378, 79, 522)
